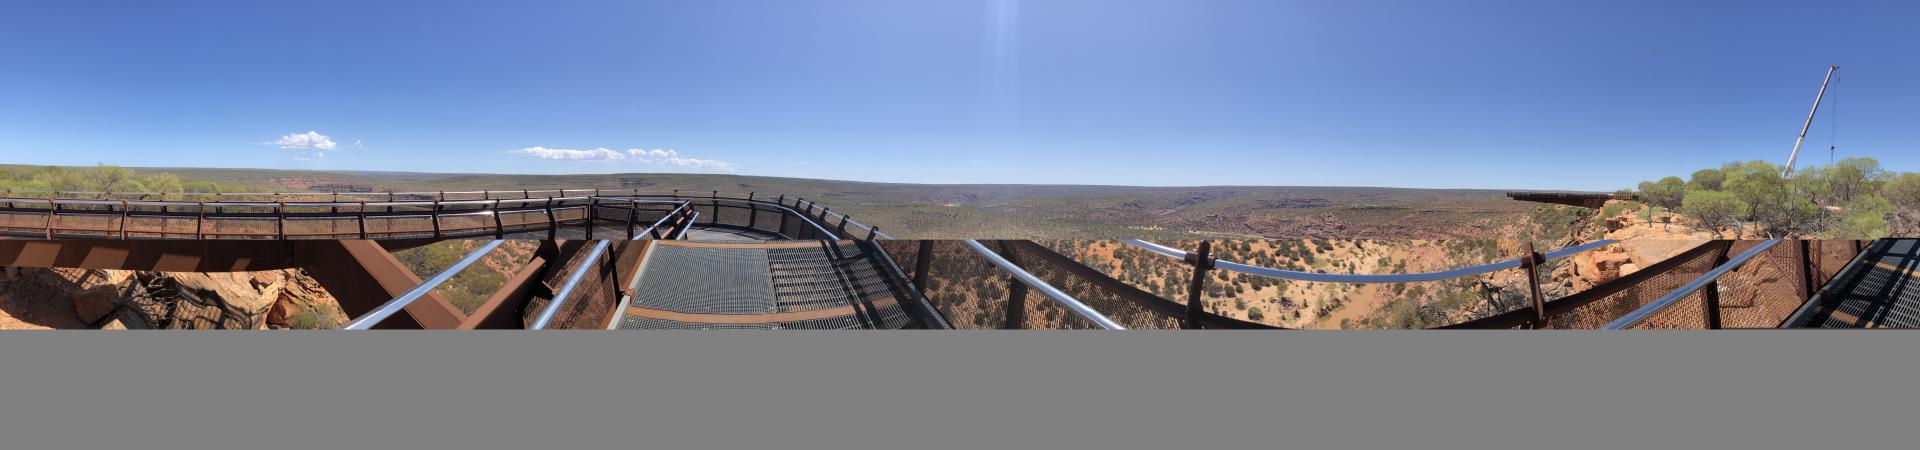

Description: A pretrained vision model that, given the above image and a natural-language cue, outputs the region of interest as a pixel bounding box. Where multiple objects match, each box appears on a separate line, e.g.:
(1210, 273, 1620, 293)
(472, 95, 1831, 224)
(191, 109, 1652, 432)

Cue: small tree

(1826, 195, 1893, 239)
(1643, 176, 1685, 230)
(1886, 172, 1920, 236)
(1688, 168, 1726, 192)
(1682, 190, 1744, 238)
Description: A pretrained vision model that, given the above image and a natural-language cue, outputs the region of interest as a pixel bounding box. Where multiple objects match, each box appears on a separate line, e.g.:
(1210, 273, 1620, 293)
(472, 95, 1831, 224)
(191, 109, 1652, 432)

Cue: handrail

(1603, 240, 1780, 329)
(1124, 239, 1617, 283)
(634, 202, 694, 239)
(963, 240, 1125, 330)
(339, 240, 504, 330)
(3, 191, 865, 240)
(675, 212, 698, 239)
(529, 240, 613, 330)
(614, 195, 842, 240)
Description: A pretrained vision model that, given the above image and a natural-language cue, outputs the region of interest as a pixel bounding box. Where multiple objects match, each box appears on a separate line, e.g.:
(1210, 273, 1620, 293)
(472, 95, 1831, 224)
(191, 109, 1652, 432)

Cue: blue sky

(2, 0, 1915, 190)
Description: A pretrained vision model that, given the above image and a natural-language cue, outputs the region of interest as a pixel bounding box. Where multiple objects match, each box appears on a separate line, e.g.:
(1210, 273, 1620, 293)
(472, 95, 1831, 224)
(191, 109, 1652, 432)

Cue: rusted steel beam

(458, 255, 549, 330)
(294, 240, 467, 330)
(996, 241, 1028, 329)
(0, 239, 297, 272)
(1184, 241, 1214, 329)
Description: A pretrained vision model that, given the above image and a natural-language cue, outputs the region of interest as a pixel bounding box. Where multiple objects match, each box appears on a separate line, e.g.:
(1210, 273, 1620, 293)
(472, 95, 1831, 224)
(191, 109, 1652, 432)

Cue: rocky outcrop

(1571, 244, 1635, 291)
(1, 267, 341, 330)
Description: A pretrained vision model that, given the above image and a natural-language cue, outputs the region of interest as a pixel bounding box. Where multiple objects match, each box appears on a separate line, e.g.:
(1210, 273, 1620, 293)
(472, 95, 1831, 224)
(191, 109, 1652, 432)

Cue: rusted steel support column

(585, 198, 596, 240)
(913, 240, 934, 289)
(197, 201, 208, 240)
(44, 202, 56, 239)
(545, 198, 557, 240)
(494, 199, 507, 239)
(624, 200, 638, 239)
(998, 241, 1028, 329)
(1184, 241, 1215, 329)
(1702, 245, 1732, 329)
(118, 200, 130, 240)
(1521, 242, 1547, 328)
(1800, 240, 1818, 298)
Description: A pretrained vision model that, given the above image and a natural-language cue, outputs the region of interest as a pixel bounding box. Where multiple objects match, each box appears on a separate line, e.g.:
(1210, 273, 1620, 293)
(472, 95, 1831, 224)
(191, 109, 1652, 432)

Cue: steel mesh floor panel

(629, 245, 777, 314)
(1785, 240, 1920, 328)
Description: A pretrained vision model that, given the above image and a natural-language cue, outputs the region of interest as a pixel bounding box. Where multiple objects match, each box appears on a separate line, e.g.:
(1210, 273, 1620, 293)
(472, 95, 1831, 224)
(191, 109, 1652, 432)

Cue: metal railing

(962, 240, 1125, 329)
(1127, 239, 1615, 283)
(340, 240, 504, 330)
(0, 189, 881, 241)
(1604, 240, 1780, 329)
(1124, 239, 1617, 328)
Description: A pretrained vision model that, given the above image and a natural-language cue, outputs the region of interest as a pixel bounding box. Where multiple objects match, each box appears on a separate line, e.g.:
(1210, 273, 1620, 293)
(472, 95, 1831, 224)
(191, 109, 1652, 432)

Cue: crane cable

(1829, 74, 1838, 166)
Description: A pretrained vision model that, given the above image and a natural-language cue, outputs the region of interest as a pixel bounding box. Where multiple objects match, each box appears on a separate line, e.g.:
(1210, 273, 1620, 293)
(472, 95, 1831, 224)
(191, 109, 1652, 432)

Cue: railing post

(625, 200, 638, 239)
(1184, 241, 1214, 329)
(430, 200, 443, 239)
(914, 240, 934, 290)
(1521, 242, 1547, 328)
(493, 199, 507, 239)
(1702, 244, 1731, 329)
(196, 201, 207, 240)
(998, 241, 1029, 329)
(44, 201, 56, 239)
(118, 199, 129, 240)
(545, 198, 557, 240)
(746, 192, 758, 229)
(780, 206, 796, 238)
(585, 198, 596, 239)
(275, 201, 287, 240)
(865, 226, 878, 242)
(1800, 240, 1818, 298)
(357, 201, 368, 239)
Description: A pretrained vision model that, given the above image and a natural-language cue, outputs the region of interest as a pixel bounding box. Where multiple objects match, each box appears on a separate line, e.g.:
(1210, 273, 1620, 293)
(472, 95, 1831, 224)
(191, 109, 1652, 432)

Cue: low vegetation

(0, 164, 255, 194)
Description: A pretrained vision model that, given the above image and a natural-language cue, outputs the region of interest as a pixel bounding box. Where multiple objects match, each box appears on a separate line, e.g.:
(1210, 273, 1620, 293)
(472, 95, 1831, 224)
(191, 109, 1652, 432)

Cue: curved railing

(1126, 239, 1616, 283)
(0, 189, 878, 240)
(1120, 239, 1618, 329)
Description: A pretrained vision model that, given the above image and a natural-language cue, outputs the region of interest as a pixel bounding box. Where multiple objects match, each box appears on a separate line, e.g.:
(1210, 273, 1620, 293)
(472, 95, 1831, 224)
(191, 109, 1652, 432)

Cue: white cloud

(509, 147, 737, 171)
(269, 131, 337, 150)
(261, 130, 347, 160)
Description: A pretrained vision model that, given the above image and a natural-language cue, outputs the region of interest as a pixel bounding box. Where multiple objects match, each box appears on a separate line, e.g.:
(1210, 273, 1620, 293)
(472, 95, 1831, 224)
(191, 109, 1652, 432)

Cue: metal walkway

(1783, 240, 1920, 328)
(612, 241, 935, 329)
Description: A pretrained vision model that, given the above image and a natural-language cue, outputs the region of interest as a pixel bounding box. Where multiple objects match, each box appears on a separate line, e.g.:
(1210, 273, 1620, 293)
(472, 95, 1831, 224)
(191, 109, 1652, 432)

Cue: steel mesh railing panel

(709, 202, 754, 228)
(911, 241, 1015, 329)
(539, 244, 620, 330)
(1015, 242, 1177, 330)
(1629, 291, 1710, 329)
(1715, 241, 1809, 328)
(1546, 246, 1719, 329)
